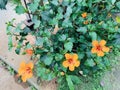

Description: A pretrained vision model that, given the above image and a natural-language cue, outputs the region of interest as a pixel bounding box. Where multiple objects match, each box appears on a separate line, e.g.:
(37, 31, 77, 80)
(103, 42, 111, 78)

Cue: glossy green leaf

(85, 59, 96, 67)
(89, 32, 97, 40)
(40, 55, 53, 65)
(15, 5, 26, 14)
(66, 75, 74, 90)
(116, 1, 120, 9)
(70, 75, 81, 84)
(77, 27, 87, 34)
(36, 37, 43, 47)
(64, 42, 73, 52)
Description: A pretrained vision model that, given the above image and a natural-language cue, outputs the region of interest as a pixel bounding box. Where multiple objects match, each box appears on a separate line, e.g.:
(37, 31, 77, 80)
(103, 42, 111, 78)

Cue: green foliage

(15, 5, 26, 14)
(66, 75, 74, 90)
(6, 0, 120, 90)
(64, 42, 73, 52)
(0, 0, 8, 9)
(0, 0, 21, 9)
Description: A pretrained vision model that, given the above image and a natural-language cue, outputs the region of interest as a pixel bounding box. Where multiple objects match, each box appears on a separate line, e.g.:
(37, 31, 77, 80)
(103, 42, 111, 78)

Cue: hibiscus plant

(6, 0, 120, 90)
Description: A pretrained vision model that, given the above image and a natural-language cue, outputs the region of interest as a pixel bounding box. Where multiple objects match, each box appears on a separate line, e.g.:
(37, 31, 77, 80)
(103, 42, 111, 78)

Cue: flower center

(68, 59, 73, 64)
(26, 67, 32, 74)
(96, 45, 102, 51)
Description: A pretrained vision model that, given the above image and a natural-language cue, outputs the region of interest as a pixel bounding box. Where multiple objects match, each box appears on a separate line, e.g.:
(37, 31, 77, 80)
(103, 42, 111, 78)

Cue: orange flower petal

(62, 60, 69, 68)
(72, 54, 78, 60)
(92, 40, 99, 47)
(81, 12, 87, 18)
(18, 68, 24, 76)
(27, 62, 34, 69)
(69, 65, 75, 71)
(65, 53, 71, 59)
(20, 61, 26, 68)
(26, 49, 33, 55)
(25, 72, 33, 79)
(21, 75, 27, 82)
(102, 46, 110, 52)
(18, 61, 26, 75)
(97, 51, 104, 57)
(75, 60, 80, 67)
(100, 40, 106, 46)
(91, 47, 97, 53)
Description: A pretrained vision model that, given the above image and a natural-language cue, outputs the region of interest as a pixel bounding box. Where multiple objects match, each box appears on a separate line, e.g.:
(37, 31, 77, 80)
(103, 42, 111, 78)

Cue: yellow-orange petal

(21, 75, 27, 82)
(91, 47, 97, 53)
(65, 53, 71, 59)
(62, 60, 69, 68)
(102, 46, 110, 52)
(18, 61, 26, 75)
(20, 61, 26, 68)
(92, 40, 99, 47)
(97, 51, 104, 57)
(81, 12, 87, 18)
(26, 49, 33, 55)
(100, 40, 106, 46)
(75, 60, 80, 67)
(26, 73, 33, 79)
(18, 68, 24, 76)
(72, 54, 78, 60)
(27, 62, 34, 69)
(69, 65, 75, 71)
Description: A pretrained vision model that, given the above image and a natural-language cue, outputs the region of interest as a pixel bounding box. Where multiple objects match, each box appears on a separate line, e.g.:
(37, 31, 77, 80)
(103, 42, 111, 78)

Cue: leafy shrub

(6, 0, 120, 90)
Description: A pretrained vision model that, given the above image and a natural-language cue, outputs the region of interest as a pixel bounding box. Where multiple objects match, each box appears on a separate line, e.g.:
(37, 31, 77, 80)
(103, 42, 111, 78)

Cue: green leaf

(89, 32, 97, 40)
(85, 59, 96, 67)
(15, 5, 26, 14)
(23, 27, 31, 33)
(40, 55, 53, 65)
(77, 27, 87, 34)
(70, 75, 81, 84)
(56, 12, 63, 20)
(64, 6, 72, 18)
(29, 0, 40, 13)
(41, 11, 51, 21)
(62, 19, 73, 28)
(8, 36, 13, 50)
(111, 0, 116, 4)
(36, 37, 43, 47)
(0, 0, 8, 9)
(32, 16, 41, 29)
(66, 75, 74, 90)
(64, 42, 73, 52)
(36, 64, 55, 81)
(15, 48, 21, 55)
(78, 52, 85, 59)
(58, 34, 67, 41)
(55, 53, 63, 61)
(116, 1, 120, 9)
(113, 34, 120, 45)
(51, 0, 58, 5)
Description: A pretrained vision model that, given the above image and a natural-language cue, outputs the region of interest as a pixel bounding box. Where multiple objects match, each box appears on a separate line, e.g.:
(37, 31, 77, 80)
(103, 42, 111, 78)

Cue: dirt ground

(0, 3, 57, 90)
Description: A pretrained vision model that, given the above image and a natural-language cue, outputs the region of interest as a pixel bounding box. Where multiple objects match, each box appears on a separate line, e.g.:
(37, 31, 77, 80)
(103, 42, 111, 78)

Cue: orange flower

(81, 12, 87, 18)
(83, 20, 88, 24)
(25, 49, 33, 55)
(62, 53, 80, 71)
(91, 40, 110, 57)
(18, 61, 34, 82)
